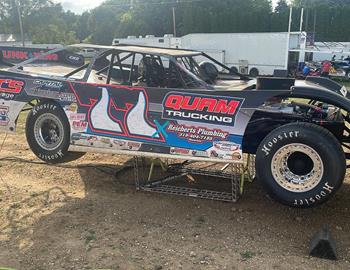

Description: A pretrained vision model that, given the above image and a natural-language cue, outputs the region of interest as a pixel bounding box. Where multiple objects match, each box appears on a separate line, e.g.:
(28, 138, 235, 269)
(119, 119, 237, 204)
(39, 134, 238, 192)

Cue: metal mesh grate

(133, 156, 256, 203)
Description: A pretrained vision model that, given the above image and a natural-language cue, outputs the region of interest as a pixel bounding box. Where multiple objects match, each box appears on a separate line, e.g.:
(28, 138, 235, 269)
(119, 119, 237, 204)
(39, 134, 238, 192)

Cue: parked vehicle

(330, 61, 350, 79)
(77, 48, 96, 58)
(0, 44, 349, 208)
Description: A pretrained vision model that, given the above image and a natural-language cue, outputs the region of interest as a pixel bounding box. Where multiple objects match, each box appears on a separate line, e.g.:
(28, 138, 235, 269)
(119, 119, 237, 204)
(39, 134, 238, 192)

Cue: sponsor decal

(69, 113, 86, 121)
(2, 50, 58, 61)
(163, 92, 244, 126)
(100, 138, 111, 144)
(2, 50, 28, 60)
(0, 106, 9, 126)
(208, 141, 242, 160)
(0, 93, 15, 100)
(170, 147, 190, 155)
(232, 152, 242, 161)
(209, 148, 242, 160)
(214, 141, 240, 151)
(25, 88, 60, 99)
(113, 139, 127, 147)
(0, 79, 25, 94)
(72, 121, 88, 132)
(64, 53, 84, 66)
(167, 123, 229, 143)
(59, 92, 77, 102)
(71, 133, 87, 141)
(127, 142, 142, 150)
(340, 86, 348, 97)
(33, 80, 63, 90)
(191, 150, 208, 157)
(68, 55, 80, 62)
(87, 136, 98, 142)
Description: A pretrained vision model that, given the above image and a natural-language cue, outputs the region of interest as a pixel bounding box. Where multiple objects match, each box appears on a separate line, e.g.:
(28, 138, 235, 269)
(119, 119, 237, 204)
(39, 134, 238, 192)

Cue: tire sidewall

(256, 123, 345, 208)
(249, 68, 259, 77)
(26, 101, 71, 163)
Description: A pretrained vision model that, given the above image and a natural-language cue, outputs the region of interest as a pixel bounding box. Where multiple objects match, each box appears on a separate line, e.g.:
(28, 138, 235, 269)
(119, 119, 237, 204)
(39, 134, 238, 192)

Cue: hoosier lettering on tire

(26, 100, 85, 164)
(255, 122, 346, 208)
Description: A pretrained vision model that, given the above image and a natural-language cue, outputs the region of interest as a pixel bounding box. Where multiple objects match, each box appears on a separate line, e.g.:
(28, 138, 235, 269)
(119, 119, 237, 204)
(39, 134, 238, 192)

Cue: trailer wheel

(26, 101, 85, 164)
(249, 68, 259, 77)
(230, 66, 238, 74)
(255, 122, 345, 208)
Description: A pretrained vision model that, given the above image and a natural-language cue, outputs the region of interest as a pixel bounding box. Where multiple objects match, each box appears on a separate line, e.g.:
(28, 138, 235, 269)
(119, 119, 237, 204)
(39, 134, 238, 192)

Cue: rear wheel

(249, 68, 259, 77)
(255, 122, 345, 208)
(230, 66, 239, 74)
(26, 101, 85, 164)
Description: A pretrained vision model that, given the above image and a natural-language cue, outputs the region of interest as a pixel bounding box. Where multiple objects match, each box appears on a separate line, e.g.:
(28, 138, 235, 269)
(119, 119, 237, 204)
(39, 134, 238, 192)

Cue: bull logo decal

(69, 84, 163, 141)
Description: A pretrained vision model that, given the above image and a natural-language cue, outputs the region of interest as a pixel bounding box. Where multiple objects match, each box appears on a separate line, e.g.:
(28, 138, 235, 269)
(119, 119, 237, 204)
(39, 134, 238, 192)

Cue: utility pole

(284, 7, 293, 70)
(172, 0, 179, 37)
(299, 8, 304, 33)
(313, 10, 317, 35)
(15, 0, 25, 47)
(172, 7, 176, 37)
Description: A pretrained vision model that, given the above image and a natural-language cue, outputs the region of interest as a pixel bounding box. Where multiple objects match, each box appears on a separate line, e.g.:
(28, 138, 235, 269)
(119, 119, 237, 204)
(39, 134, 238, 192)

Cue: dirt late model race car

(0, 44, 350, 208)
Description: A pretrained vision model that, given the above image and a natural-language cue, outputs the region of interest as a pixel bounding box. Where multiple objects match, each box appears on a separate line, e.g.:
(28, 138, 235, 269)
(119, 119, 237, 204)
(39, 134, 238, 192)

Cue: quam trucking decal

(163, 92, 244, 126)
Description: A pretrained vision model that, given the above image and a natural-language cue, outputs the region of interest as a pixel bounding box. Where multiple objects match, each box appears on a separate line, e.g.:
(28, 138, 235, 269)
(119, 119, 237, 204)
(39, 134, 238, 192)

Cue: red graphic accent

(164, 94, 241, 115)
(0, 79, 24, 94)
(68, 82, 165, 142)
(2, 50, 58, 61)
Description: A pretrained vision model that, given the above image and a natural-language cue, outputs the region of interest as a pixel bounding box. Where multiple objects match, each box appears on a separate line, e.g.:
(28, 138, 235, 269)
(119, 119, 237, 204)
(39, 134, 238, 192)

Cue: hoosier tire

(256, 122, 346, 208)
(26, 101, 85, 164)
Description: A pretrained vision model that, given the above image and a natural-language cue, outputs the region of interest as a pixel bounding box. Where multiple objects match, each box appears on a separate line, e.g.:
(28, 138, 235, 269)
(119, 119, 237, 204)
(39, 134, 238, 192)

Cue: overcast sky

(55, 0, 280, 14)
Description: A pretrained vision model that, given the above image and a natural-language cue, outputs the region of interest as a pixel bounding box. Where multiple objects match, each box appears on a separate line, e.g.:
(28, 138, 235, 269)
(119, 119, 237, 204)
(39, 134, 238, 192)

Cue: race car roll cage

(10, 44, 248, 89)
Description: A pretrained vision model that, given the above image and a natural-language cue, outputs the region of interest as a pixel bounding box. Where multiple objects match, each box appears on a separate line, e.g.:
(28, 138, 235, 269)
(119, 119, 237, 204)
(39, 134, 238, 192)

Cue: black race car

(0, 44, 349, 208)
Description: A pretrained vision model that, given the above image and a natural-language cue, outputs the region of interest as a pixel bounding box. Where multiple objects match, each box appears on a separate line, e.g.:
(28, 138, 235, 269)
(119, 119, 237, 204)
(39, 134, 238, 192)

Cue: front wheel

(26, 101, 85, 164)
(255, 122, 346, 208)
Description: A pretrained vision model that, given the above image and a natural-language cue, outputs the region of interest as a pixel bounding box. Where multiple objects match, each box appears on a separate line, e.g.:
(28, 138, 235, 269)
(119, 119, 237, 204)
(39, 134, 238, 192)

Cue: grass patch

(85, 230, 97, 245)
(241, 250, 255, 260)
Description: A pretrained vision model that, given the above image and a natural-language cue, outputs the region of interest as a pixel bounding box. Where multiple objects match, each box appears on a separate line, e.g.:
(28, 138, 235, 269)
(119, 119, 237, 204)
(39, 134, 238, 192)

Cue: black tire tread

(256, 122, 346, 208)
(26, 100, 85, 164)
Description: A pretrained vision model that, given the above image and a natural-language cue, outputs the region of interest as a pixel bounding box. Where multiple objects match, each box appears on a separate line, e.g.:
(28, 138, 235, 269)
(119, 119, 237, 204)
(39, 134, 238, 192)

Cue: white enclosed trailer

(113, 32, 305, 76)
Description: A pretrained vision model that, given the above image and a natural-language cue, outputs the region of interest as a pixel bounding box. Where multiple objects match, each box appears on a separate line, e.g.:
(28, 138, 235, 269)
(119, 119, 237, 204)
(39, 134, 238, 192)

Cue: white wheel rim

(271, 143, 324, 193)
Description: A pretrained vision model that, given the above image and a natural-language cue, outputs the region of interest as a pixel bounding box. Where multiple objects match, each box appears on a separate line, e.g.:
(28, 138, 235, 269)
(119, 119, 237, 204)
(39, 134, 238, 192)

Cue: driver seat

(138, 57, 165, 87)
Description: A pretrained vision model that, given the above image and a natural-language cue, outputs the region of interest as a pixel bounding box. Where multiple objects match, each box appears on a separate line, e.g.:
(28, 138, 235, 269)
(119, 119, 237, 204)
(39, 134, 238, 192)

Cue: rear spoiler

(305, 76, 348, 98)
